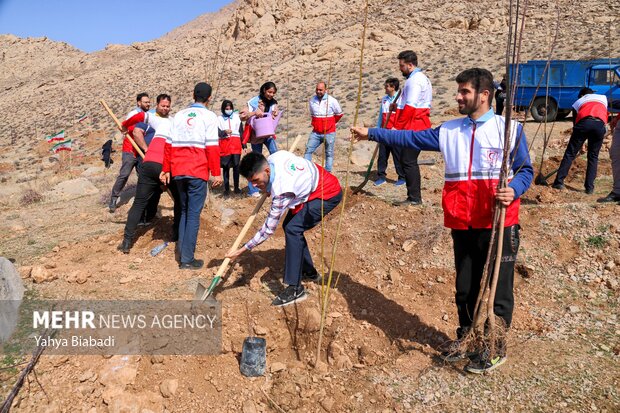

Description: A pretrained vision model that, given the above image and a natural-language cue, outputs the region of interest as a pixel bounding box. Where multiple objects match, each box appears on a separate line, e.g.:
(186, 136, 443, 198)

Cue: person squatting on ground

(225, 151, 342, 307)
(160, 83, 223, 270)
(374, 77, 406, 186)
(109, 92, 151, 212)
(304, 81, 343, 172)
(350, 68, 533, 374)
(552, 87, 608, 194)
(391, 50, 433, 206)
(217, 100, 244, 196)
(597, 113, 620, 203)
(118, 94, 181, 253)
(240, 82, 280, 197)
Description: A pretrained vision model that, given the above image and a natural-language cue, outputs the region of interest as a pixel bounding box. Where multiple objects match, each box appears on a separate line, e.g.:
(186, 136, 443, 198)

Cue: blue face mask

(225, 109, 233, 116)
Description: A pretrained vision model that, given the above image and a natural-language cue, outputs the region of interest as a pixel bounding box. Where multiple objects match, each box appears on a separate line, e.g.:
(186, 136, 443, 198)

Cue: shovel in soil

(534, 167, 560, 186)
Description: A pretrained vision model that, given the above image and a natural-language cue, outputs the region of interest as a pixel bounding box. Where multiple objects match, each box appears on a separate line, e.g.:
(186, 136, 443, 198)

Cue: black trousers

(451, 225, 520, 329)
(124, 162, 165, 241)
(496, 97, 505, 116)
(221, 154, 240, 192)
(377, 143, 405, 180)
(396, 147, 422, 201)
(553, 118, 606, 192)
(111, 152, 142, 201)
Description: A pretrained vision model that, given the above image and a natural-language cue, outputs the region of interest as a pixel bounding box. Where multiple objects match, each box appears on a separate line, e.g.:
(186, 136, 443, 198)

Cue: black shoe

(439, 327, 476, 362)
(464, 350, 507, 374)
(302, 268, 322, 283)
(597, 192, 620, 203)
(223, 189, 230, 196)
(272, 285, 308, 307)
(117, 239, 131, 254)
(137, 219, 153, 227)
(551, 183, 565, 190)
(108, 197, 118, 213)
(395, 199, 422, 206)
(179, 259, 204, 270)
(234, 188, 242, 195)
(585, 188, 594, 195)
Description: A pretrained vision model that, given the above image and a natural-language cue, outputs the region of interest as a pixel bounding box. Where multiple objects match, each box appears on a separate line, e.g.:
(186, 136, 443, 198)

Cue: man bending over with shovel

(225, 151, 342, 307)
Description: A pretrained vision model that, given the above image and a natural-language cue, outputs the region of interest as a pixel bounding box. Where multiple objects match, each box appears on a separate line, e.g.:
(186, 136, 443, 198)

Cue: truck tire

(531, 97, 558, 122)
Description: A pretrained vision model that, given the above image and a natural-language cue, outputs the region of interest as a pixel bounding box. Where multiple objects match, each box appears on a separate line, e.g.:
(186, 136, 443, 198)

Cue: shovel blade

(194, 276, 222, 302)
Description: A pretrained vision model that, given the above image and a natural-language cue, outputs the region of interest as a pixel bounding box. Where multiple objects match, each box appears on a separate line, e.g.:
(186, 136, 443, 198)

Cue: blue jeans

(176, 178, 208, 264)
(248, 138, 278, 195)
(282, 191, 343, 286)
(304, 132, 335, 172)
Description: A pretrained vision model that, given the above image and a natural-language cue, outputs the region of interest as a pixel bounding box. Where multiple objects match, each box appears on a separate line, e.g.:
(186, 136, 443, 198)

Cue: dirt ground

(0, 116, 619, 412)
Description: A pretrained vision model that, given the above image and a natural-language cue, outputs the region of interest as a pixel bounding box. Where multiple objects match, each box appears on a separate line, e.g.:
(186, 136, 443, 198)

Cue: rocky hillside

(0, 0, 618, 152)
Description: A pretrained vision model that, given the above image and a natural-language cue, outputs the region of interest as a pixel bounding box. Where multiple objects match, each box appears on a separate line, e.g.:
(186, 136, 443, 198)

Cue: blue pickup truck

(509, 59, 620, 122)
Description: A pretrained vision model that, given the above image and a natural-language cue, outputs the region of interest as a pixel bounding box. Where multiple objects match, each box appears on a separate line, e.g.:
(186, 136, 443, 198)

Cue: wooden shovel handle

(215, 134, 304, 279)
(99, 99, 146, 159)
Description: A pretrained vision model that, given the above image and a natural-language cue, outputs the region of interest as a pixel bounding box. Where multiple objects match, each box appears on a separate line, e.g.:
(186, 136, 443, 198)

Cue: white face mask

(225, 109, 233, 116)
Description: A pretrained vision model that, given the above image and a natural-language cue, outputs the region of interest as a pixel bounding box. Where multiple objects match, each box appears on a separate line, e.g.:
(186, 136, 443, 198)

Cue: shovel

(353, 90, 401, 194)
(534, 167, 559, 186)
(195, 135, 304, 302)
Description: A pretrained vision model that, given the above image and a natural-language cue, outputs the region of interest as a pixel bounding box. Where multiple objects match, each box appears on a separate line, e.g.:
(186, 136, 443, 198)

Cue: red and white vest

(217, 113, 242, 156)
(439, 115, 520, 229)
(309, 95, 343, 134)
(573, 94, 608, 124)
(393, 69, 432, 131)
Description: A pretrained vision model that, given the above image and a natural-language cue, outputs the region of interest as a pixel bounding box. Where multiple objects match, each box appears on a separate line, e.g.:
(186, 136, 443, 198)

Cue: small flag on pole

(46, 130, 65, 143)
(77, 113, 88, 123)
(51, 139, 72, 153)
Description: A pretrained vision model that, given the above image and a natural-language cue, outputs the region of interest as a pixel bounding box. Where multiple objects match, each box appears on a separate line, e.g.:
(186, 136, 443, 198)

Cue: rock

(312, 360, 328, 373)
(119, 275, 135, 284)
(18, 265, 32, 279)
(270, 362, 286, 373)
(78, 370, 96, 382)
(220, 207, 235, 227)
(301, 307, 321, 332)
(605, 261, 616, 271)
(160, 379, 179, 398)
(606, 279, 619, 291)
(320, 397, 335, 412)
(402, 239, 417, 252)
(436, 276, 446, 283)
(387, 224, 397, 230)
(334, 354, 353, 370)
(46, 177, 99, 201)
(328, 341, 345, 365)
(568, 305, 580, 314)
(254, 325, 269, 336)
(242, 400, 258, 413)
(99, 356, 139, 388)
(80, 166, 104, 177)
(31, 265, 57, 283)
(388, 268, 401, 284)
(0, 257, 24, 341)
(516, 262, 535, 278)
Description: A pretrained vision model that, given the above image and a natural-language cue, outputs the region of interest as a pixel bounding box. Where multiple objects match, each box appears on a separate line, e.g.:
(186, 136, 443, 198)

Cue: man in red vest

(391, 50, 433, 206)
(552, 87, 608, 194)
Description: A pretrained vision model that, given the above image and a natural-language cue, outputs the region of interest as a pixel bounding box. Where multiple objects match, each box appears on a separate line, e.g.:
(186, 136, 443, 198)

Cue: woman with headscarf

(218, 100, 244, 195)
(241, 81, 280, 197)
